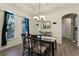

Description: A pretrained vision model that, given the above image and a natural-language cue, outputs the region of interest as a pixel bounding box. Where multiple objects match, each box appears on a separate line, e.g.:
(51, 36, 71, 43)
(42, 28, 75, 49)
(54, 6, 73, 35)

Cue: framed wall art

(41, 21, 51, 29)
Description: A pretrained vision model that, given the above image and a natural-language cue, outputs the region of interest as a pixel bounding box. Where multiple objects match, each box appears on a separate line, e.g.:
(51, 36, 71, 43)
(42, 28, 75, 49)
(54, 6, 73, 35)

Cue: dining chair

(21, 33, 29, 56)
(30, 34, 49, 56)
(54, 40, 57, 55)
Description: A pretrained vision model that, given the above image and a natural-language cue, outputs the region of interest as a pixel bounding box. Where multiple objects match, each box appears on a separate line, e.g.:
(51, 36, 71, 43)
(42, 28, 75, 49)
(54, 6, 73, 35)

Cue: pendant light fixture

(33, 3, 47, 21)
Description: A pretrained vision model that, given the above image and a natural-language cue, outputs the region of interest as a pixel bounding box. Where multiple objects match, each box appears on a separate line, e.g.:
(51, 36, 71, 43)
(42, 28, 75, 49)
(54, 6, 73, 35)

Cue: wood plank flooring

(57, 37, 79, 56)
(0, 44, 23, 56)
(0, 38, 79, 56)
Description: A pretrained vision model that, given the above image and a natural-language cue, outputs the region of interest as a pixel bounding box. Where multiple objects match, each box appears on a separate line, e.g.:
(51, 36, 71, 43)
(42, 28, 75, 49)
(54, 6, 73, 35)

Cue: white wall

(62, 18, 67, 37)
(1, 3, 79, 48)
(29, 17, 39, 34)
(0, 10, 4, 48)
(43, 5, 79, 45)
(32, 4, 79, 45)
(62, 18, 71, 38)
(66, 18, 71, 38)
(0, 4, 34, 50)
(0, 11, 23, 50)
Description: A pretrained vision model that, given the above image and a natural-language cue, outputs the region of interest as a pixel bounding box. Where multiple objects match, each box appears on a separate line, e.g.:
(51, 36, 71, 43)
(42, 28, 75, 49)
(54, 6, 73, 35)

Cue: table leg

(51, 42, 54, 56)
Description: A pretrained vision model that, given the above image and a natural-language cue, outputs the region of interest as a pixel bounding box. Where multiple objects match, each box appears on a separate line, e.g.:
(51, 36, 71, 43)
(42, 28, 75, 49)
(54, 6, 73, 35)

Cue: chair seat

(32, 45, 47, 54)
(24, 44, 29, 48)
(24, 43, 35, 49)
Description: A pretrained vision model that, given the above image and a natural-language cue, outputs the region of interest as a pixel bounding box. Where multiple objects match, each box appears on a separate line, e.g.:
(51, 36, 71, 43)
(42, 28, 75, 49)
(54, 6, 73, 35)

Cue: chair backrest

(21, 33, 26, 40)
(31, 34, 37, 39)
(54, 40, 57, 51)
(21, 33, 27, 46)
(31, 34, 42, 54)
(30, 34, 37, 43)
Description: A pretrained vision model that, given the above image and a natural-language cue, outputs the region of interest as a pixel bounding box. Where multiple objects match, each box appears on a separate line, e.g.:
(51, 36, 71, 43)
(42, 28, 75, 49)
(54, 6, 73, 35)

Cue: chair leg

(22, 47, 24, 56)
(22, 52, 24, 56)
(22, 48, 25, 56)
(44, 50, 47, 56)
(22, 48, 28, 56)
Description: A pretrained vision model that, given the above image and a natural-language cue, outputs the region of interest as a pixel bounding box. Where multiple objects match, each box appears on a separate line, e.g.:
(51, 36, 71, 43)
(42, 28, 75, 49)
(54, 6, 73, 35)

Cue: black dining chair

(21, 33, 29, 56)
(30, 34, 49, 56)
(54, 40, 57, 55)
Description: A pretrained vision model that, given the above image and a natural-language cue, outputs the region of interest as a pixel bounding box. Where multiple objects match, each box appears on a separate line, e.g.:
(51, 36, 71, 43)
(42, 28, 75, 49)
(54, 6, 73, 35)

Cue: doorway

(62, 13, 77, 46)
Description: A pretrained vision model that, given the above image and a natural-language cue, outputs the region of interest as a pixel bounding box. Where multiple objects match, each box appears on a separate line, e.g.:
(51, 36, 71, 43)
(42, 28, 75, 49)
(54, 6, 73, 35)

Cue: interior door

(71, 15, 77, 42)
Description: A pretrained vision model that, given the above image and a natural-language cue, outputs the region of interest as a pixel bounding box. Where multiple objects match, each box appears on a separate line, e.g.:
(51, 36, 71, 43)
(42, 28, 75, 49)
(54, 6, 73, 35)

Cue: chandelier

(33, 3, 47, 21)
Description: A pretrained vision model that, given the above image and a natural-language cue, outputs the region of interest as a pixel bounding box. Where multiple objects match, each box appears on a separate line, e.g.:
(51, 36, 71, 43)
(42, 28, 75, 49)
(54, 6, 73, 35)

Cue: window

(22, 17, 29, 34)
(6, 12, 15, 39)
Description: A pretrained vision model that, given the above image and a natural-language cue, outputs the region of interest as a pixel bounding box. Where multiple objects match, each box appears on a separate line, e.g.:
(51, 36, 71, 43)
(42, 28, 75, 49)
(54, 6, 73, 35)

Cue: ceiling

(19, 3, 66, 15)
(0, 3, 79, 16)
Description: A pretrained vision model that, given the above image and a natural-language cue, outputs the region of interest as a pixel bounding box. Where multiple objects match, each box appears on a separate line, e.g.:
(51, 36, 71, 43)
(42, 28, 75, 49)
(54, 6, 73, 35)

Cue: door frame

(62, 13, 77, 44)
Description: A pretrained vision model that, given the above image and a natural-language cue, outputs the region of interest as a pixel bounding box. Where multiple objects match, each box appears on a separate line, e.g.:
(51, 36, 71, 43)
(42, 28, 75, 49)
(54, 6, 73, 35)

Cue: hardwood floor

(0, 44, 23, 56)
(57, 37, 79, 56)
(0, 38, 79, 56)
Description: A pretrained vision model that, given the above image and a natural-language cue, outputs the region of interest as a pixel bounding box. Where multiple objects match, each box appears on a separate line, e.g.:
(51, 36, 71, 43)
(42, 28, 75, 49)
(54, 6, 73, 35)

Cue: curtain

(2, 11, 7, 46)
(2, 11, 14, 46)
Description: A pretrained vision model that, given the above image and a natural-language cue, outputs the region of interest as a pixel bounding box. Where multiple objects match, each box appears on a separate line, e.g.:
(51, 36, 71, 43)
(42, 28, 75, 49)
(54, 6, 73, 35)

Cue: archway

(62, 13, 77, 46)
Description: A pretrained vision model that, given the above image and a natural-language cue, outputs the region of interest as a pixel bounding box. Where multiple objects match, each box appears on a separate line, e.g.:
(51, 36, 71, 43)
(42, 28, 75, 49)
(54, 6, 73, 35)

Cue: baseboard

(0, 41, 22, 51)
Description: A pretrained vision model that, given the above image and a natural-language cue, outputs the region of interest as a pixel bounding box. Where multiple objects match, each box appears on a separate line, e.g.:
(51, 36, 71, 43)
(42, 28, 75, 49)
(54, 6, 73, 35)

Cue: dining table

(39, 36, 56, 56)
(24, 34, 56, 56)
